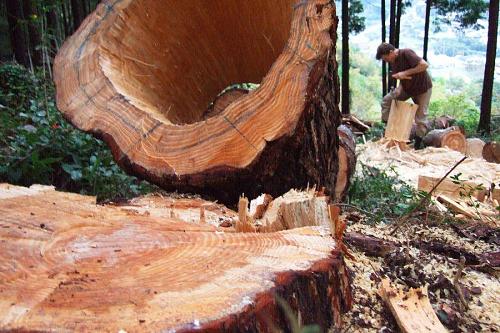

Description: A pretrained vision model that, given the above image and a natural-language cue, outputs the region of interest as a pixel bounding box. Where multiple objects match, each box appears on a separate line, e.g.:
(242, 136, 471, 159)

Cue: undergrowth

(0, 63, 157, 201)
(347, 164, 423, 223)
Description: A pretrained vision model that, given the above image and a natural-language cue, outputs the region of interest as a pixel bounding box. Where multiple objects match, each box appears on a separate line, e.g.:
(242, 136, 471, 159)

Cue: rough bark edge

(178, 251, 352, 333)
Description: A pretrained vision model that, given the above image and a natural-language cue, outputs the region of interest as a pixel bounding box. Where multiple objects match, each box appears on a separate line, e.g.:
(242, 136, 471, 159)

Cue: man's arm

(393, 59, 428, 80)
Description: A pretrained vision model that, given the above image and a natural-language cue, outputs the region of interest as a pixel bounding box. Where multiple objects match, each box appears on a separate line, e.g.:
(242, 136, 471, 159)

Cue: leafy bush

(0, 63, 156, 201)
(348, 164, 421, 222)
(429, 92, 480, 135)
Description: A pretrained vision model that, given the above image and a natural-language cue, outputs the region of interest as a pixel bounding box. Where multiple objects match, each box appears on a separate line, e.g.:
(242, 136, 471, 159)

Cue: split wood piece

(378, 279, 448, 333)
(0, 184, 352, 332)
(53, 0, 342, 204)
(423, 126, 467, 154)
(236, 195, 255, 232)
(249, 193, 273, 219)
(344, 232, 397, 257)
(203, 88, 249, 120)
(483, 141, 500, 163)
(418, 175, 488, 202)
(466, 138, 486, 159)
(341, 114, 371, 133)
(436, 194, 480, 219)
(384, 100, 418, 142)
(335, 125, 357, 202)
(255, 189, 331, 232)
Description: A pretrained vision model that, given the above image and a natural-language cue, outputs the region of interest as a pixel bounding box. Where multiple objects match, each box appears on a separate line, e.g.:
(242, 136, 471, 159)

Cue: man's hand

(392, 72, 412, 80)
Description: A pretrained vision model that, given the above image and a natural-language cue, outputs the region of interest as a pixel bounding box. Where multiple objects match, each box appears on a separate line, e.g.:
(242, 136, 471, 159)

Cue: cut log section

(378, 279, 448, 333)
(418, 175, 487, 202)
(0, 184, 352, 331)
(466, 138, 486, 158)
(335, 125, 356, 201)
(483, 141, 500, 163)
(423, 126, 467, 153)
(53, 0, 342, 204)
(384, 100, 418, 142)
(254, 189, 331, 232)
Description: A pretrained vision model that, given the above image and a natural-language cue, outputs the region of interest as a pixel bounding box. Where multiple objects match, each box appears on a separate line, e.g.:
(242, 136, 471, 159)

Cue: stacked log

(483, 141, 500, 163)
(423, 126, 467, 153)
(53, 0, 344, 204)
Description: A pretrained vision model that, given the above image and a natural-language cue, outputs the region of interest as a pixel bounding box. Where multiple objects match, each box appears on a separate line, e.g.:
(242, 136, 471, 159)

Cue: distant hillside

(349, 1, 499, 82)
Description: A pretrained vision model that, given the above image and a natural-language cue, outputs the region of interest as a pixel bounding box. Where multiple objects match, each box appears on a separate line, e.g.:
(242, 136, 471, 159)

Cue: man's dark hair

(376, 43, 395, 60)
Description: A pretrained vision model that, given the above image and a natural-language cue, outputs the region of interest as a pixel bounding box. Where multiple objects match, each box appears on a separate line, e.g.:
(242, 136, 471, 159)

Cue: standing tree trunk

(394, 0, 402, 48)
(54, 0, 344, 204)
(478, 0, 499, 134)
(388, 0, 397, 89)
(5, 0, 29, 66)
(423, 0, 432, 61)
(70, 0, 85, 32)
(46, 3, 61, 54)
(381, 0, 387, 96)
(342, 0, 350, 115)
(22, 0, 43, 67)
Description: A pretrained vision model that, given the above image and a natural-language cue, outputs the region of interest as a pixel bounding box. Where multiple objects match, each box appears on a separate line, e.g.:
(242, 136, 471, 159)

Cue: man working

(376, 43, 432, 147)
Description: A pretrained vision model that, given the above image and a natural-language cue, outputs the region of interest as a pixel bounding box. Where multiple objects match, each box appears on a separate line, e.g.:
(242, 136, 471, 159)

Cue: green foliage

(0, 63, 156, 201)
(429, 92, 480, 135)
(348, 164, 422, 223)
(432, 0, 488, 31)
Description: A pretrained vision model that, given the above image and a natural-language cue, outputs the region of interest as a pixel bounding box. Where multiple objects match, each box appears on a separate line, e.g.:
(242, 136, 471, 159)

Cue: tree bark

(54, 0, 342, 204)
(478, 0, 499, 134)
(388, 0, 397, 89)
(22, 0, 43, 67)
(394, 0, 402, 48)
(5, 0, 29, 66)
(423, 0, 432, 61)
(381, 0, 388, 96)
(335, 125, 356, 202)
(0, 184, 353, 332)
(341, 0, 350, 115)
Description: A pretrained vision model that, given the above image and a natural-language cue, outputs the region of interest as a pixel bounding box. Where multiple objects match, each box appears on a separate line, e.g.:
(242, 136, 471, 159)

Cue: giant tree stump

(0, 184, 352, 332)
(53, 0, 342, 203)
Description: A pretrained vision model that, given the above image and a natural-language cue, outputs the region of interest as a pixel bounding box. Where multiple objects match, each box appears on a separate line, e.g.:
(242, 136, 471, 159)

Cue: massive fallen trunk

(0, 184, 352, 332)
(53, 0, 342, 203)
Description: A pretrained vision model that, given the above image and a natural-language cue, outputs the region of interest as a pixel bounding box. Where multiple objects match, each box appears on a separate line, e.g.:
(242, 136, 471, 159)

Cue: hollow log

(53, 0, 342, 204)
(335, 125, 356, 202)
(422, 126, 467, 153)
(0, 184, 352, 331)
(483, 141, 500, 163)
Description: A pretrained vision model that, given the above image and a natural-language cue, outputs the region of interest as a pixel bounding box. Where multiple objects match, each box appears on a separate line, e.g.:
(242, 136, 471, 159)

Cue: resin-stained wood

(0, 184, 352, 332)
(53, 0, 342, 203)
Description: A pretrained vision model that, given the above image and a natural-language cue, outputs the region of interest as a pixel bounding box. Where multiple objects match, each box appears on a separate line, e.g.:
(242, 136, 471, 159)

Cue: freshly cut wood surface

(0, 184, 352, 332)
(255, 189, 331, 232)
(418, 175, 487, 202)
(378, 279, 448, 333)
(54, 0, 342, 203)
(466, 138, 486, 158)
(483, 141, 500, 163)
(385, 100, 418, 142)
(423, 126, 467, 153)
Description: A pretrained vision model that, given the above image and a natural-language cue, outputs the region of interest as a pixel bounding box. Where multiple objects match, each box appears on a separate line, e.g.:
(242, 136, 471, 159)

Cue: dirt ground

(339, 215, 499, 332)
